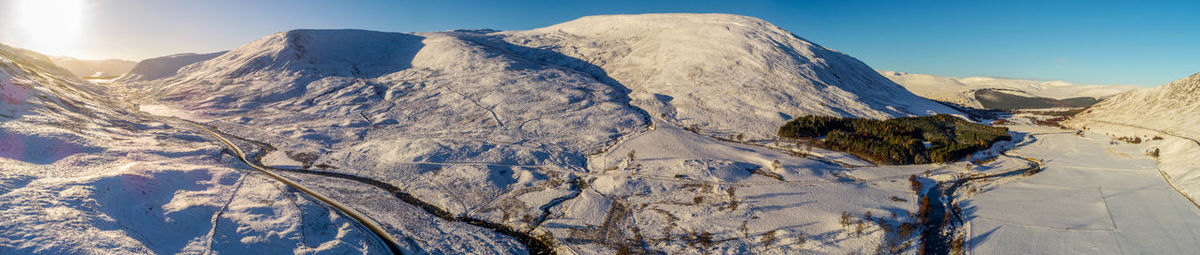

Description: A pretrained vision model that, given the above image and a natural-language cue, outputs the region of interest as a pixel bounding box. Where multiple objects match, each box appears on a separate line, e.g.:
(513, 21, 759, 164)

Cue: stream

(919, 132, 1049, 255)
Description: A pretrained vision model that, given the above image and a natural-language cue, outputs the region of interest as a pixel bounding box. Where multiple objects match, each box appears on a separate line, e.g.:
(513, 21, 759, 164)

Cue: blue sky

(2, 0, 1197, 86)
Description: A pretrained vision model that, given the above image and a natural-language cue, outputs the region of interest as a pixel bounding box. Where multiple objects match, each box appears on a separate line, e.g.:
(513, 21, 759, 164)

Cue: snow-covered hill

(880, 71, 1142, 108)
(130, 28, 650, 254)
(115, 14, 968, 253)
(48, 56, 135, 78)
(1067, 73, 1200, 205)
(500, 14, 961, 138)
(1072, 73, 1200, 138)
(141, 15, 961, 139)
(0, 43, 388, 254)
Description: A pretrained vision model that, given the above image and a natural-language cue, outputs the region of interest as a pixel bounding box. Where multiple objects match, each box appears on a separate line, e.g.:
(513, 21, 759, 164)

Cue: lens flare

(13, 0, 86, 56)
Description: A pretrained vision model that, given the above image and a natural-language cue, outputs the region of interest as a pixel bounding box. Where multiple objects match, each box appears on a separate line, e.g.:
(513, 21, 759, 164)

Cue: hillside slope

(0, 44, 389, 254)
(116, 51, 227, 83)
(1071, 73, 1200, 142)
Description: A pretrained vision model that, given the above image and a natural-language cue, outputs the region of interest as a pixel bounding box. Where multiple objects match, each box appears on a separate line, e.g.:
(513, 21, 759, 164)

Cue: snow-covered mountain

(114, 14, 963, 253)
(140, 15, 961, 139)
(48, 56, 136, 78)
(880, 71, 1142, 108)
(129, 14, 966, 174)
(500, 14, 961, 137)
(116, 51, 226, 83)
(0, 43, 388, 254)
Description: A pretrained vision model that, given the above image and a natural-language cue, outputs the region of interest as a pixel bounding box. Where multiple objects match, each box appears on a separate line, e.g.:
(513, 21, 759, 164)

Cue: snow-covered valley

(2, 12, 1199, 255)
(961, 125, 1200, 254)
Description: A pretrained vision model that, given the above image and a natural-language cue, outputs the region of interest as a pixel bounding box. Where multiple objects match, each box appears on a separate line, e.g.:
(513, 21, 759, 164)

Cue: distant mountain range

(880, 71, 1143, 109)
(48, 56, 136, 78)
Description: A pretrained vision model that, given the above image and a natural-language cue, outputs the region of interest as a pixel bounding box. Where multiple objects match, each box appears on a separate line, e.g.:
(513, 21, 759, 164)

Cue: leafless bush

(909, 175, 923, 193)
(761, 230, 777, 247)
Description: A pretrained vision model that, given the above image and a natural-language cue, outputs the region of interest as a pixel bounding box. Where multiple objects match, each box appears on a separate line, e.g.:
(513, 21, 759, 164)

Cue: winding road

(184, 119, 408, 254)
(121, 100, 408, 255)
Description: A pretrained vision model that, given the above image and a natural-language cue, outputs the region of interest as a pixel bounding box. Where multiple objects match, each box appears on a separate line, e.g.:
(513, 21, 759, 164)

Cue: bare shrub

(909, 175, 923, 193)
(762, 230, 778, 247)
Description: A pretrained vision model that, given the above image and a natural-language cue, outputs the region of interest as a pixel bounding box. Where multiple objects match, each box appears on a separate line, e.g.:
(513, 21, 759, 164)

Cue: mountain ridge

(48, 56, 135, 78)
(135, 13, 960, 140)
(117, 51, 227, 82)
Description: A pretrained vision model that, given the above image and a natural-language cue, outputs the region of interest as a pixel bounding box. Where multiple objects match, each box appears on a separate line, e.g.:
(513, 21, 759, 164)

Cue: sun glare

(13, 0, 86, 56)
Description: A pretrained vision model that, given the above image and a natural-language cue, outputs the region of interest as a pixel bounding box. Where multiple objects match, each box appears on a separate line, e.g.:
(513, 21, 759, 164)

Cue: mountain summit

(501, 14, 959, 137)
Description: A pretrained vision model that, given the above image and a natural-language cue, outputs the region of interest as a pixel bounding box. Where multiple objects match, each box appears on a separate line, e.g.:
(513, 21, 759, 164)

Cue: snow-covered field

(959, 125, 1200, 254)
